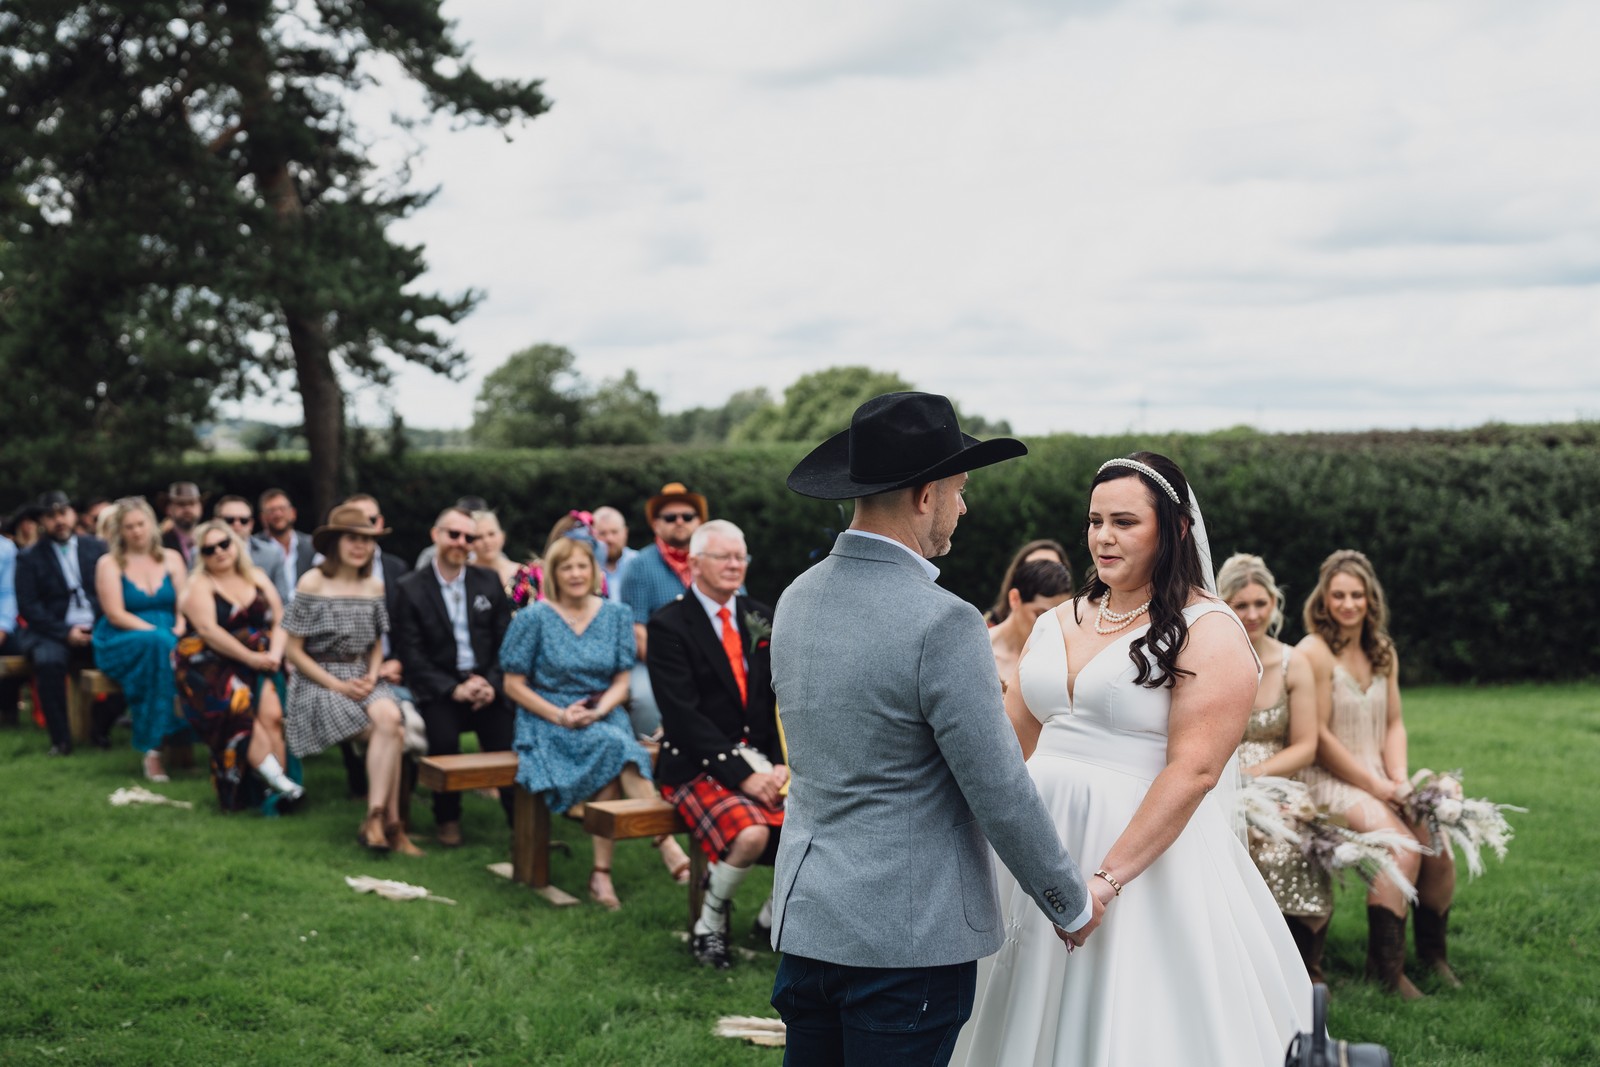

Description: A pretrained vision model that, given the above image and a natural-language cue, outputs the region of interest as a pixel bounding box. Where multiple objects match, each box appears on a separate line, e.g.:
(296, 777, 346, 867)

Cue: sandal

(655, 834, 692, 885)
(387, 821, 427, 858)
(589, 866, 621, 911)
(357, 809, 391, 854)
(142, 750, 170, 783)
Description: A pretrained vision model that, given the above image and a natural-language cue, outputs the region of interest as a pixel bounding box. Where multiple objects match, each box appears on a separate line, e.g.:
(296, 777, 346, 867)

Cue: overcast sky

(239, 0, 1600, 436)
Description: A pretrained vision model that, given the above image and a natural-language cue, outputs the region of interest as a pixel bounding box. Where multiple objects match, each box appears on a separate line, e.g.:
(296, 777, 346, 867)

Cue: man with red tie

(648, 519, 785, 970)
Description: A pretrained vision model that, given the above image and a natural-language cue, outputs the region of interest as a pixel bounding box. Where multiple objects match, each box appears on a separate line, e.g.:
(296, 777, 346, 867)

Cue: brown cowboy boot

(1366, 905, 1425, 1000)
(1286, 915, 1329, 985)
(1414, 903, 1462, 988)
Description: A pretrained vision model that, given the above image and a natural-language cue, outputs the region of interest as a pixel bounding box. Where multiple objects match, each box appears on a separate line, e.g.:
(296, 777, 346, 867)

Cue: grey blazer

(769, 532, 1089, 968)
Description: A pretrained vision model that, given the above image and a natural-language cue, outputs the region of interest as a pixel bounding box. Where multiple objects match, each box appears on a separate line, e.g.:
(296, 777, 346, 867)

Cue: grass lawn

(2, 681, 1596, 1065)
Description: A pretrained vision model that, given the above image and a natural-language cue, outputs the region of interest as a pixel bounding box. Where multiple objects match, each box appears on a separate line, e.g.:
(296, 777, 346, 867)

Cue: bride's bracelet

(1093, 869, 1123, 896)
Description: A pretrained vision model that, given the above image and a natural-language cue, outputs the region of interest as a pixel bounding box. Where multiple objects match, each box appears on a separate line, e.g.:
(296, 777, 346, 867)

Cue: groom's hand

(1055, 879, 1114, 949)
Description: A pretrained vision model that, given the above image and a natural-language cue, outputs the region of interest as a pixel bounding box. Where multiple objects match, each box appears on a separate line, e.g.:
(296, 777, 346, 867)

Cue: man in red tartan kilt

(648, 518, 785, 970)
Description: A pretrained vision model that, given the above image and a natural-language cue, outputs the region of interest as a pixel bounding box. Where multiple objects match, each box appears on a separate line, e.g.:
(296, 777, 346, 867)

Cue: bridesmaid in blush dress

(1298, 549, 1455, 998)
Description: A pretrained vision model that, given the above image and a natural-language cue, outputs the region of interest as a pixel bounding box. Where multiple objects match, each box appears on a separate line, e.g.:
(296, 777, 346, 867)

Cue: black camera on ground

(1284, 984, 1394, 1067)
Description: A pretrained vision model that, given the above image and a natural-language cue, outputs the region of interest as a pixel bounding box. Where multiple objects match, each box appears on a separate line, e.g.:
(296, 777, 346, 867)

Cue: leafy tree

(661, 387, 773, 444)
(729, 367, 916, 442)
(470, 344, 586, 449)
(579, 369, 663, 446)
(0, 1, 549, 517)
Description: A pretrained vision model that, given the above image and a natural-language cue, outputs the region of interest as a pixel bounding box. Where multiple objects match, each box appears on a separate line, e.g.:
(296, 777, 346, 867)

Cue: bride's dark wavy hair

(1074, 451, 1205, 688)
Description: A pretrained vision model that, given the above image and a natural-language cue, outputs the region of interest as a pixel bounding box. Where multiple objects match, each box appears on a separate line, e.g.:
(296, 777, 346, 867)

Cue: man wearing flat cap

(619, 481, 708, 739)
(766, 392, 1101, 1065)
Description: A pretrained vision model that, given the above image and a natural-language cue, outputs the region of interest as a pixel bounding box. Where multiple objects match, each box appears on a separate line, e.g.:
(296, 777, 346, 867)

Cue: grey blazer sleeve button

(1053, 904, 1065, 913)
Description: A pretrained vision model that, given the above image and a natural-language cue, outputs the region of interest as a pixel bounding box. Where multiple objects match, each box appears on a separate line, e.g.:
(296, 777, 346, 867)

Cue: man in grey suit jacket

(769, 393, 1107, 1066)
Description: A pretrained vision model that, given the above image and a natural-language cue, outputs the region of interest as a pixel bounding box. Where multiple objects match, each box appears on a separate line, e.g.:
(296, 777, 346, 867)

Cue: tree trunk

(234, 21, 346, 521)
(290, 314, 344, 523)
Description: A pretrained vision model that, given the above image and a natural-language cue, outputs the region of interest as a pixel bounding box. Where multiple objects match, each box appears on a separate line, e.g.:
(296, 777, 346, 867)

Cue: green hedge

(14, 422, 1597, 684)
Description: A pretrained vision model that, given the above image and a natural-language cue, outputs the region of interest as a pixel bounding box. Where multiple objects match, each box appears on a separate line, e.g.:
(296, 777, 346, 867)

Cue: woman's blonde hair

(541, 537, 601, 599)
(1216, 553, 1286, 637)
(1302, 549, 1394, 673)
(190, 520, 254, 580)
(104, 497, 165, 568)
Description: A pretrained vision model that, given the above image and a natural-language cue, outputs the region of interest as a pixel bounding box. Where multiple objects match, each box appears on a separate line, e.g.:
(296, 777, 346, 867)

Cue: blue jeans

(771, 953, 976, 1067)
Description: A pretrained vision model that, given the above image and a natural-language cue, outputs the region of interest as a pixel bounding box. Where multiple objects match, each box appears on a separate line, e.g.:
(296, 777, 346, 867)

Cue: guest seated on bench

(283, 505, 421, 856)
(91, 497, 189, 781)
(177, 520, 302, 810)
(499, 535, 691, 911)
(648, 519, 785, 970)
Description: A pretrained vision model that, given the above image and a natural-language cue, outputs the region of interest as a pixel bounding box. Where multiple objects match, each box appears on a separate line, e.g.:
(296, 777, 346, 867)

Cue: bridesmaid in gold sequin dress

(1297, 550, 1457, 999)
(1220, 554, 1332, 982)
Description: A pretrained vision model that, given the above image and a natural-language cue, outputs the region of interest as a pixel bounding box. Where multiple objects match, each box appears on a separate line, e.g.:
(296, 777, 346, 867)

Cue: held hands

(67, 626, 93, 648)
(453, 675, 496, 709)
(254, 650, 279, 673)
(379, 659, 404, 684)
(343, 675, 376, 702)
(739, 770, 785, 809)
(1054, 876, 1115, 951)
(558, 700, 601, 729)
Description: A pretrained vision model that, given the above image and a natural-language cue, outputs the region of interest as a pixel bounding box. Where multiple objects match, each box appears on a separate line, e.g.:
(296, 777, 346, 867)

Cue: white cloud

(237, 0, 1600, 436)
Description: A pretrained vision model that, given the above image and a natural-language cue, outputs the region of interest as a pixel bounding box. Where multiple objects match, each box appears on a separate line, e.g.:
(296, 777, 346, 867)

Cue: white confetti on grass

(345, 875, 456, 905)
(108, 786, 193, 809)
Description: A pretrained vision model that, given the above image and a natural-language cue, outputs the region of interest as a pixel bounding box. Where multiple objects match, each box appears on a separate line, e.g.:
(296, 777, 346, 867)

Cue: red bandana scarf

(655, 536, 692, 586)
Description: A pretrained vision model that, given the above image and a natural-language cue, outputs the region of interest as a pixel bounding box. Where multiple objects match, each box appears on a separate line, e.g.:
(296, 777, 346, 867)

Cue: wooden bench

(417, 751, 579, 906)
(0, 655, 30, 680)
(417, 749, 704, 927)
(69, 668, 120, 743)
(584, 797, 707, 932)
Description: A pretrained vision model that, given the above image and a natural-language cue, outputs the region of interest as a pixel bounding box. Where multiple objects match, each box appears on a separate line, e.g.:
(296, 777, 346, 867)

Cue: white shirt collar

(842, 530, 940, 580)
(690, 580, 737, 629)
(432, 558, 466, 593)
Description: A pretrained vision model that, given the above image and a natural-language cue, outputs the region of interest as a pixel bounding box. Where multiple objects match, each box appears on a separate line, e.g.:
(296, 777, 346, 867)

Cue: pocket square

(471, 594, 492, 612)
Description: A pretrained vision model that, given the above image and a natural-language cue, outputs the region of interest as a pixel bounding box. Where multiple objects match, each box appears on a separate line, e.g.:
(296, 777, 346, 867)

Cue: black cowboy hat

(786, 392, 1027, 500)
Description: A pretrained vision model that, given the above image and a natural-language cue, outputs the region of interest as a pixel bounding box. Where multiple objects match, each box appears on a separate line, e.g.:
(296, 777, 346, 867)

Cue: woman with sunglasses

(91, 497, 190, 781)
(176, 520, 302, 809)
(283, 505, 420, 855)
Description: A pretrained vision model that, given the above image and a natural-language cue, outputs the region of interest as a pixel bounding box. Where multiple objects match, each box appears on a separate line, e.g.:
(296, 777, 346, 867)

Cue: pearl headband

(1096, 458, 1182, 505)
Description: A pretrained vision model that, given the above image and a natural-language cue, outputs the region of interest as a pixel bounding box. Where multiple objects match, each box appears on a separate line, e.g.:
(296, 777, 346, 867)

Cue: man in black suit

(394, 507, 514, 846)
(159, 481, 204, 567)
(649, 518, 785, 970)
(15, 490, 108, 754)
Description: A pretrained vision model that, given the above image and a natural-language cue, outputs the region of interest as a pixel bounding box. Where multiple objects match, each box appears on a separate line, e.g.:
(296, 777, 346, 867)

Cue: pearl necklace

(1095, 590, 1151, 634)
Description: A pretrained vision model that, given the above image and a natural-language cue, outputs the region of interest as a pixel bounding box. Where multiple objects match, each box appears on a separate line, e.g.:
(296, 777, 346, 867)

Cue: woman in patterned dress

(1219, 553, 1332, 981)
(1298, 550, 1456, 997)
(91, 497, 189, 781)
(500, 536, 690, 909)
(283, 505, 420, 855)
(177, 520, 302, 810)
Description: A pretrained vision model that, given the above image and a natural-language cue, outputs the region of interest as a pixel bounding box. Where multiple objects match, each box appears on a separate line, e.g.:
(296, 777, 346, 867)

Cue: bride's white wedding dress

(956, 601, 1312, 1066)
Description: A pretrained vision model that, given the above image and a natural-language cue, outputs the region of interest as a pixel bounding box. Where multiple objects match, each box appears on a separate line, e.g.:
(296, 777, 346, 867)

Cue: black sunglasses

(199, 540, 232, 557)
(219, 515, 252, 526)
(440, 529, 478, 543)
(658, 511, 698, 524)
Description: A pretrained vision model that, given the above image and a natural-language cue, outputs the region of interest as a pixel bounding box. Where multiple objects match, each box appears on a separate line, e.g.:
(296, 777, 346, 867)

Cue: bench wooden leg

(513, 786, 577, 907)
(67, 676, 93, 744)
(688, 848, 709, 935)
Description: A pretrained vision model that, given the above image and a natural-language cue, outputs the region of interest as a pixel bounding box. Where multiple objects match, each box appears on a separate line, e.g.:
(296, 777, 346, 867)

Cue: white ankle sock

(694, 861, 751, 935)
(256, 754, 299, 793)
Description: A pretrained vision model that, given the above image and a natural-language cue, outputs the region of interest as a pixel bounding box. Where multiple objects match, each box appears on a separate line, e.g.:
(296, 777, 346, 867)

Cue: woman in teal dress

(91, 497, 189, 781)
(500, 535, 691, 909)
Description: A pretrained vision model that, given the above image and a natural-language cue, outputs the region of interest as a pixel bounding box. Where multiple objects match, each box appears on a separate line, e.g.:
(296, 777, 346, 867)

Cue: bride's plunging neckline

(1052, 605, 1151, 707)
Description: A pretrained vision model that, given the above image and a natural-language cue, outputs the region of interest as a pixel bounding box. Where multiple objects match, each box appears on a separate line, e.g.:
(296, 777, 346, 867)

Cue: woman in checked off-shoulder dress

(283, 505, 421, 856)
(957, 453, 1310, 1067)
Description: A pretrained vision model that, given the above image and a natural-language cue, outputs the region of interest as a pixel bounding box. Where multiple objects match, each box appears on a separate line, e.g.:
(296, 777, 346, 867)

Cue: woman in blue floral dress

(500, 536, 691, 909)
